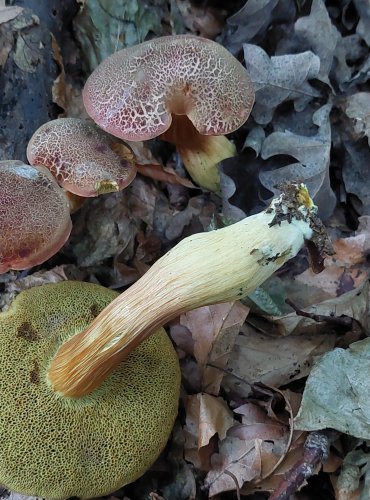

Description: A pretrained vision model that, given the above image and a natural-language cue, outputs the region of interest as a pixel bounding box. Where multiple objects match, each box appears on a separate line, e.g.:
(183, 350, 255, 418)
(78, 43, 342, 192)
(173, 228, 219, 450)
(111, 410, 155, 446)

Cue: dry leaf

(241, 433, 307, 495)
(136, 163, 195, 188)
(174, 0, 226, 39)
(222, 322, 337, 399)
(243, 44, 320, 125)
(0, 267, 68, 312)
(205, 436, 262, 496)
(294, 0, 339, 84)
(296, 228, 370, 296)
(183, 393, 233, 470)
(185, 393, 234, 447)
(260, 103, 336, 220)
(0, 3, 23, 25)
(180, 302, 249, 395)
(341, 92, 370, 144)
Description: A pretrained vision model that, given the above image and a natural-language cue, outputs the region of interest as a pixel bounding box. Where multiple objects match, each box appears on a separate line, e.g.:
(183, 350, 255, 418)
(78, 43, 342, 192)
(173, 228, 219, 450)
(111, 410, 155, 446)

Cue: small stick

(269, 429, 338, 500)
(285, 298, 355, 329)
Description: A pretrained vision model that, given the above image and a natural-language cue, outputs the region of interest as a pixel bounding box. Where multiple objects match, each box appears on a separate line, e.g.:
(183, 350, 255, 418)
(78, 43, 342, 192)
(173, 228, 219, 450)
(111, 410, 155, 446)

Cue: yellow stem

(48, 185, 318, 398)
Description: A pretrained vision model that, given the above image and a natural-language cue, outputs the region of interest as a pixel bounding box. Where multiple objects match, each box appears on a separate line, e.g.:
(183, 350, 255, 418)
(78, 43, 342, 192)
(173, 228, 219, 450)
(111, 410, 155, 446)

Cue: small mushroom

(0, 281, 180, 498)
(0, 161, 72, 273)
(83, 34, 254, 192)
(48, 183, 331, 398)
(27, 117, 136, 197)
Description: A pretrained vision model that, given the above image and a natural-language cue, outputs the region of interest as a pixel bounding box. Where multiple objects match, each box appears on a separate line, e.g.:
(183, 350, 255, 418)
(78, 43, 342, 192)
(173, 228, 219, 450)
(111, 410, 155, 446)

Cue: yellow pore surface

(0, 281, 180, 499)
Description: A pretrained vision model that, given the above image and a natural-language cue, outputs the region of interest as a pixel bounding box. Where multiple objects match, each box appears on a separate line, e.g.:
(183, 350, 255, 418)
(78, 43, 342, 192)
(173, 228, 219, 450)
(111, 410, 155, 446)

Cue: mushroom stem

(48, 183, 329, 398)
(160, 115, 236, 192)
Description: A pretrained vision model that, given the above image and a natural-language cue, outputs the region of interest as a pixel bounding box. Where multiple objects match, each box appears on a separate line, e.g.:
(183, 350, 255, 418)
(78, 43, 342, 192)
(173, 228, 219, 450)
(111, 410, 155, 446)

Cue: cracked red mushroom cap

(0, 161, 72, 273)
(82, 34, 254, 141)
(27, 118, 136, 197)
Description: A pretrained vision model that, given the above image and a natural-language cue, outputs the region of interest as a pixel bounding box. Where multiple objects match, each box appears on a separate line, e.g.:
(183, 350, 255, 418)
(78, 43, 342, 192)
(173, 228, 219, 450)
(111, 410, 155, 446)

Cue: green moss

(0, 281, 180, 499)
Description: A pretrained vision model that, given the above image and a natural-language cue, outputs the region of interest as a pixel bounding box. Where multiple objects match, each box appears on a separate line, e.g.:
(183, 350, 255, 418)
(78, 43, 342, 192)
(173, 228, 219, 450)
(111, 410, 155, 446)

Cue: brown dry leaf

(230, 401, 287, 444)
(180, 302, 249, 395)
(183, 394, 234, 470)
(222, 322, 338, 399)
(241, 432, 307, 495)
(174, 0, 226, 39)
(136, 163, 196, 188)
(124, 141, 195, 187)
(204, 393, 296, 497)
(276, 280, 370, 337)
(0, 2, 23, 25)
(204, 436, 262, 496)
(296, 228, 370, 297)
(164, 195, 217, 241)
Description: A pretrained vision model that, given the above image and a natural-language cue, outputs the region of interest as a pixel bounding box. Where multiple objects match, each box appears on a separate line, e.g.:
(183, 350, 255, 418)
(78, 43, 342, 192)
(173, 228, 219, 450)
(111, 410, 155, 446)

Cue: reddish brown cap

(83, 35, 254, 141)
(27, 118, 136, 197)
(0, 161, 72, 273)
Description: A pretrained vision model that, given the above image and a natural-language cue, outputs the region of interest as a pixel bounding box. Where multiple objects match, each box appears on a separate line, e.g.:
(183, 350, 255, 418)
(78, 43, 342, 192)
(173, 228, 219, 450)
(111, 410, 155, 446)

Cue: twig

(269, 429, 338, 500)
(285, 298, 355, 329)
(224, 470, 241, 500)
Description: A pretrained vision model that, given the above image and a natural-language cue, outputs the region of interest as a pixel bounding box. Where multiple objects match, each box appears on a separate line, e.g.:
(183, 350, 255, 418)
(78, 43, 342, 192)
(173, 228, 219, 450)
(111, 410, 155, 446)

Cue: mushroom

(0, 280, 180, 498)
(0, 161, 72, 273)
(48, 183, 332, 398)
(27, 117, 136, 197)
(82, 34, 254, 192)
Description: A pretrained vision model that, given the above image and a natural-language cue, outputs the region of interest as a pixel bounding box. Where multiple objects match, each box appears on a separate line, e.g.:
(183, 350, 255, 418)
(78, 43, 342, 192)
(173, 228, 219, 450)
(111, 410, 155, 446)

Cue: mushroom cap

(0, 281, 180, 499)
(0, 161, 72, 273)
(27, 118, 136, 197)
(83, 34, 254, 141)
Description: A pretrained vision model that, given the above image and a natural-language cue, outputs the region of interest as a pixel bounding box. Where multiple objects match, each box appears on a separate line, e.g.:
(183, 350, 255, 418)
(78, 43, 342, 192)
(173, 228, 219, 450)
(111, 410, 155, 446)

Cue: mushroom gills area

(0, 281, 180, 499)
(160, 115, 236, 191)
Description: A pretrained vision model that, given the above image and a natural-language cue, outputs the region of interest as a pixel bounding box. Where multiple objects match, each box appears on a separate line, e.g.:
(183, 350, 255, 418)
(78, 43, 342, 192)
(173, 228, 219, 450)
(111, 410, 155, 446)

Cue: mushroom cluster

(1, 34, 254, 272)
(0, 117, 136, 272)
(0, 34, 330, 500)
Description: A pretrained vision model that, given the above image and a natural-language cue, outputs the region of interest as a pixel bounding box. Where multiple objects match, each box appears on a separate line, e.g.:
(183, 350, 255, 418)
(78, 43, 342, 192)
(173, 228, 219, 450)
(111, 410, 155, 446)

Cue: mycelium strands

(48, 184, 328, 398)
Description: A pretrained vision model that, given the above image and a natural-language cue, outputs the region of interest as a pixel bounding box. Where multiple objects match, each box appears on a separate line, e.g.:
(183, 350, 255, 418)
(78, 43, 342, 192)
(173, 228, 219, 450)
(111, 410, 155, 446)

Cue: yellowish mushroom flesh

(0, 281, 180, 499)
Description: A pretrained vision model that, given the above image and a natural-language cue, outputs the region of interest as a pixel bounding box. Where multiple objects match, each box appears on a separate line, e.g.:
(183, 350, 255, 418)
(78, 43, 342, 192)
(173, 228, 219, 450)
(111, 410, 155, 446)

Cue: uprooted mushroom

(49, 183, 332, 398)
(0, 281, 180, 498)
(83, 34, 255, 192)
(0, 184, 332, 498)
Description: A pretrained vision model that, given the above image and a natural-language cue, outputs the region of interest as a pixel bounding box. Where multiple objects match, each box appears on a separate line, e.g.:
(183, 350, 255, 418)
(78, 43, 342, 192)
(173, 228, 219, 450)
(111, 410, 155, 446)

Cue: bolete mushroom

(27, 117, 136, 197)
(0, 161, 72, 273)
(82, 34, 254, 192)
(0, 280, 180, 498)
(48, 183, 332, 398)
